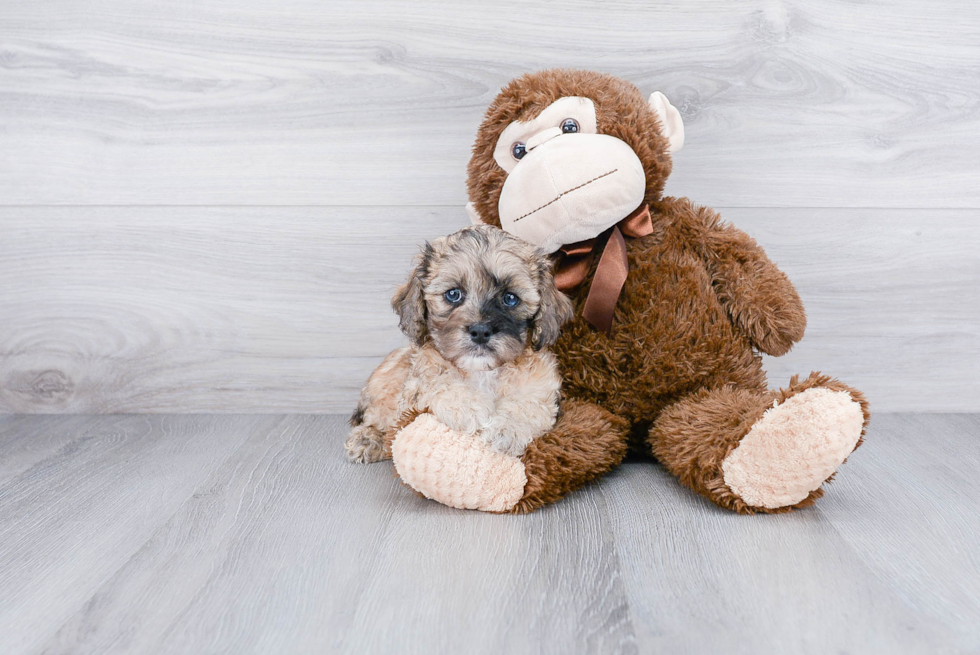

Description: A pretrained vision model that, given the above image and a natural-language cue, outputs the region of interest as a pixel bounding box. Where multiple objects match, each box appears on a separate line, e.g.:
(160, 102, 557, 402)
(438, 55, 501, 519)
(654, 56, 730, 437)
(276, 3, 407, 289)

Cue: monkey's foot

(721, 387, 865, 509)
(391, 414, 527, 512)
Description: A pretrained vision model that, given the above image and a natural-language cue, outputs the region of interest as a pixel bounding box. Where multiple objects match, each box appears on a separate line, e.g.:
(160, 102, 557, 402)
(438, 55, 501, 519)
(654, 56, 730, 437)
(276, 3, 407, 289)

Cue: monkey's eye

(560, 118, 579, 134)
(444, 288, 464, 304)
(511, 142, 527, 160)
(502, 292, 520, 307)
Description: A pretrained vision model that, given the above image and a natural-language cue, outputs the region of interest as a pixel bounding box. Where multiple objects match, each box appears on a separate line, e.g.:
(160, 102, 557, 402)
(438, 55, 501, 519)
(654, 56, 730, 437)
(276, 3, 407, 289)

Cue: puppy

(345, 224, 574, 463)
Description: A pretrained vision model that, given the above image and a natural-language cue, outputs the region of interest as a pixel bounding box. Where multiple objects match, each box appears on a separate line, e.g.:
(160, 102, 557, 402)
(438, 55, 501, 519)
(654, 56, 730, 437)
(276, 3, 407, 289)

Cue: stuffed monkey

(392, 69, 869, 514)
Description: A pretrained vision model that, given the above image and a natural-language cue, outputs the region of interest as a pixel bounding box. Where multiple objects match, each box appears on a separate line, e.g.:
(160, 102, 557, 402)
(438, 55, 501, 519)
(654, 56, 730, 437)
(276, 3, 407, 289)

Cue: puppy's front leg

(422, 385, 491, 438)
(407, 360, 492, 438)
(346, 347, 413, 463)
(480, 352, 562, 457)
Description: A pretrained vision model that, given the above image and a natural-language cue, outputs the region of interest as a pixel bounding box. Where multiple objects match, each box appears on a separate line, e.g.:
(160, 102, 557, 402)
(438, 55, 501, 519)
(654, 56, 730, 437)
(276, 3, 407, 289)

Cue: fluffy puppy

(345, 224, 573, 463)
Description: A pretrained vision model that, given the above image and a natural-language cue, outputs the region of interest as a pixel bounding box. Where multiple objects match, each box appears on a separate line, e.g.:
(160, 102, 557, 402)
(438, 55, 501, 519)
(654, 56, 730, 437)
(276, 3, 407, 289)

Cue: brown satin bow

(553, 204, 654, 334)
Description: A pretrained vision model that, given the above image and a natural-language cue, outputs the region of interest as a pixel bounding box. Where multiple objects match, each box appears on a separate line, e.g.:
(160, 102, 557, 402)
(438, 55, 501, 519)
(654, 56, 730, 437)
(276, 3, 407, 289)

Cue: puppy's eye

(511, 142, 527, 160)
(560, 118, 579, 134)
(444, 288, 464, 304)
(502, 292, 520, 307)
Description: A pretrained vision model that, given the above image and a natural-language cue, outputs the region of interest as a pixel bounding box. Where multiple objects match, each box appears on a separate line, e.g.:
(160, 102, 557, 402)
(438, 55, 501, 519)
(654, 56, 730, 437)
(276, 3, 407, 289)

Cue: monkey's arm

(675, 199, 806, 356)
(390, 397, 630, 513)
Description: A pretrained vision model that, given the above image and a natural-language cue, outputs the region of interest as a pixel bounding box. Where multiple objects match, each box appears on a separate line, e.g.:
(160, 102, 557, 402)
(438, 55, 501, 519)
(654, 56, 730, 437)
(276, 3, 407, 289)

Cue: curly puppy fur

(346, 225, 574, 462)
(466, 69, 871, 512)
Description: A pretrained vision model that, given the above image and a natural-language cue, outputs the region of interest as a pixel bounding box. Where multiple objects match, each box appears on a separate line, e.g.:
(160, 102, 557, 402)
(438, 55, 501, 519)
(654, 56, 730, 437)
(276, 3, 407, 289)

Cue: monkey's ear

(466, 202, 483, 225)
(648, 91, 685, 154)
(392, 245, 432, 345)
(531, 255, 575, 351)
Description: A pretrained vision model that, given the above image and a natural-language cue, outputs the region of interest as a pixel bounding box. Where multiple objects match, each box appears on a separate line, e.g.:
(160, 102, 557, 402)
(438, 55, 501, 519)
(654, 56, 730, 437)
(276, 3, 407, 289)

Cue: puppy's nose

(468, 323, 493, 345)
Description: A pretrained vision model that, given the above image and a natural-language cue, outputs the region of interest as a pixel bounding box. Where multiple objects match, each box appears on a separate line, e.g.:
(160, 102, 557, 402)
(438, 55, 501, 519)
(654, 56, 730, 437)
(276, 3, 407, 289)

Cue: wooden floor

(0, 414, 977, 654)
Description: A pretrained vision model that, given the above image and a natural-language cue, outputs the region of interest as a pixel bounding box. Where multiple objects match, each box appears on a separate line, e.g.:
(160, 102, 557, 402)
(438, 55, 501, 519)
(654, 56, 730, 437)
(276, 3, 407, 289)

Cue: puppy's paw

(478, 426, 527, 458)
(345, 425, 386, 463)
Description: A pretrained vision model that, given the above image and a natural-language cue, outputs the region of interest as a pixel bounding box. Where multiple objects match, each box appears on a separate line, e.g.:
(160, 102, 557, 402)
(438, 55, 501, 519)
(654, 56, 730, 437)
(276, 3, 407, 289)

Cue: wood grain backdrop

(1, 0, 978, 412)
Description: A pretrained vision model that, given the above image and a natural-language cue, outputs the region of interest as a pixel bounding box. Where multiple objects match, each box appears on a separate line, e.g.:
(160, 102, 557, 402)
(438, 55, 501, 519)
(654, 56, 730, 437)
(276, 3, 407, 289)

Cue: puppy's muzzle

(467, 322, 493, 346)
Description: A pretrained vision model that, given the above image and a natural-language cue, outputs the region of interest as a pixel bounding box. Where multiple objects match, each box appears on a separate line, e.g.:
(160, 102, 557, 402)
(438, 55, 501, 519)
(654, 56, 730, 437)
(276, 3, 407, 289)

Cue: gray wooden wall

(1, 0, 978, 413)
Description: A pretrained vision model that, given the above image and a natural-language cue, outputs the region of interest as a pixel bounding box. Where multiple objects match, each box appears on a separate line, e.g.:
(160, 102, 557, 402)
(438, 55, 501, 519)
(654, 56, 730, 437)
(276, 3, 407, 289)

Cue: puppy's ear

(392, 243, 434, 345)
(531, 253, 574, 351)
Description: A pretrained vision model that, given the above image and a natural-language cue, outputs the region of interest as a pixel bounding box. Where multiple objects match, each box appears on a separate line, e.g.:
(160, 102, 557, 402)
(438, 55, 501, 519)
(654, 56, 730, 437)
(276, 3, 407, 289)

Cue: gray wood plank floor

(1, 414, 976, 654)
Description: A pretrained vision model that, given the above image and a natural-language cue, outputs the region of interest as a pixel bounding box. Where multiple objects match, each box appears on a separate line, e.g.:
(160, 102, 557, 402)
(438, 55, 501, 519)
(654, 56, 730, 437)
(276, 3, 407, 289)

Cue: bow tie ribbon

(553, 204, 654, 334)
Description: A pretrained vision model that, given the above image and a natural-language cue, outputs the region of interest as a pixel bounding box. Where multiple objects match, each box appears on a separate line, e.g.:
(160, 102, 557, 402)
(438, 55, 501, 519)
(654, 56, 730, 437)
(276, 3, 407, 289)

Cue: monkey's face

(493, 95, 646, 253)
(467, 70, 684, 254)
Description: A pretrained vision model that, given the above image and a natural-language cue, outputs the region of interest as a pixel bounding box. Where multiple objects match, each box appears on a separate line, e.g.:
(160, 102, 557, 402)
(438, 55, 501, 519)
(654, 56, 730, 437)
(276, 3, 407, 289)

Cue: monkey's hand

(685, 200, 807, 356)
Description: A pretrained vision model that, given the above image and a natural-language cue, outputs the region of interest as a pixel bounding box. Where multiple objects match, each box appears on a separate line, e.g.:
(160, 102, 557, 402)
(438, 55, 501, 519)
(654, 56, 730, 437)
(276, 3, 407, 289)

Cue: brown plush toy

(391, 69, 870, 514)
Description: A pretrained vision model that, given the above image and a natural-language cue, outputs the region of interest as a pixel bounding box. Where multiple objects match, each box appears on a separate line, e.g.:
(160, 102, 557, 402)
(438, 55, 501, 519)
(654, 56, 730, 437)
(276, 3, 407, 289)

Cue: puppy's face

(393, 225, 573, 371)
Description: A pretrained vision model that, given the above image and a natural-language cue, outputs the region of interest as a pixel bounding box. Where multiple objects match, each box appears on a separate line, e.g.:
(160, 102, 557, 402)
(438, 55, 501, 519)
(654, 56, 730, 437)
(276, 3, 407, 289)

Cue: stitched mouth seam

(512, 169, 618, 223)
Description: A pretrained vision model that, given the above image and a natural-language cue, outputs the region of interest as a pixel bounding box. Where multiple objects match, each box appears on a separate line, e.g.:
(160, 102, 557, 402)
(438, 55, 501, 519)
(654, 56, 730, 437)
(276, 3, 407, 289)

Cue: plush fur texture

(722, 387, 865, 509)
(649, 372, 869, 514)
(345, 224, 573, 465)
(462, 69, 871, 513)
(510, 399, 630, 514)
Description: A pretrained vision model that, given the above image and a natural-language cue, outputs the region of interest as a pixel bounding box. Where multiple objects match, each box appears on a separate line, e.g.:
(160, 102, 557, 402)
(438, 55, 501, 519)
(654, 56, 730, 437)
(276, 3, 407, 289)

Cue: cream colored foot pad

(722, 388, 864, 509)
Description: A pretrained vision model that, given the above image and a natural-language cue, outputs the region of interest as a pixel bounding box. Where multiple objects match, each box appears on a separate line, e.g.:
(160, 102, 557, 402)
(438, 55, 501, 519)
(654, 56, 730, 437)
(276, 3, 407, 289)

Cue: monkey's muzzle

(497, 134, 646, 254)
